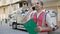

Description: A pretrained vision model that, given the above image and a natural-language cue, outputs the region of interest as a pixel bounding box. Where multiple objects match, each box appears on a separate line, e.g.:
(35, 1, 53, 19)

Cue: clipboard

(23, 18, 38, 34)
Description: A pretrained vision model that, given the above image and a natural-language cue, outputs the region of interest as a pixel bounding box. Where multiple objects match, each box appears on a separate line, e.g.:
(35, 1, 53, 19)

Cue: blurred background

(0, 0, 60, 34)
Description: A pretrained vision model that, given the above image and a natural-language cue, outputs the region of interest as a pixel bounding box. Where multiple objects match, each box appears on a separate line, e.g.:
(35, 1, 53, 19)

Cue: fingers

(34, 27, 41, 32)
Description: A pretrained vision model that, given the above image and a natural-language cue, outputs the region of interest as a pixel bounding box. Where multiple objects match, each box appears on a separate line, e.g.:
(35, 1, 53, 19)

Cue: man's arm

(35, 14, 57, 32)
(40, 13, 58, 32)
(35, 26, 52, 32)
(40, 27, 52, 32)
(46, 13, 58, 29)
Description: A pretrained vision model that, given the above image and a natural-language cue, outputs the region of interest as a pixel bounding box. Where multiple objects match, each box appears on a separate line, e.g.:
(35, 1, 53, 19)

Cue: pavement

(0, 24, 60, 34)
(0, 25, 28, 34)
(48, 28, 60, 34)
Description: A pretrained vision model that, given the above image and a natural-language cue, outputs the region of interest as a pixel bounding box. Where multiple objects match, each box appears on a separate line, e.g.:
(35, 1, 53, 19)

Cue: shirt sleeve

(27, 12, 33, 21)
(46, 14, 57, 28)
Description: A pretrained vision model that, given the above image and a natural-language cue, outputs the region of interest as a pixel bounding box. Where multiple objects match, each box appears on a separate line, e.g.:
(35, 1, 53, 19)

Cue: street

(0, 25, 60, 34)
(48, 28, 60, 34)
(0, 25, 28, 34)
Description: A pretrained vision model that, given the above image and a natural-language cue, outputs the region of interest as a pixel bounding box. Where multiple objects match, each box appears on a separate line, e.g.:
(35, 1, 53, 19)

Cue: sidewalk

(48, 21, 60, 34)
(48, 28, 60, 34)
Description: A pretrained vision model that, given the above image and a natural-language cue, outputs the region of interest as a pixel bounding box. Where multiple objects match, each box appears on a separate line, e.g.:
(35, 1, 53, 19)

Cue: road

(0, 25, 60, 34)
(0, 25, 28, 34)
(48, 28, 60, 34)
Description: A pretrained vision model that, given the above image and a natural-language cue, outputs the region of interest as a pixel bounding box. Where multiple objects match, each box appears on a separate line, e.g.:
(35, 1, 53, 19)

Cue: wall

(57, 6, 60, 21)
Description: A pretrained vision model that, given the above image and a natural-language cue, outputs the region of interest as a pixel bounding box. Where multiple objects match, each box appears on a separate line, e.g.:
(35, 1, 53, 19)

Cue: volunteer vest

(32, 12, 47, 27)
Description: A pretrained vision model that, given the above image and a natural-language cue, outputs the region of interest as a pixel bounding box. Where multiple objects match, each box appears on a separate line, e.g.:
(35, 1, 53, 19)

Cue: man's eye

(37, 2, 39, 4)
(24, 3, 26, 5)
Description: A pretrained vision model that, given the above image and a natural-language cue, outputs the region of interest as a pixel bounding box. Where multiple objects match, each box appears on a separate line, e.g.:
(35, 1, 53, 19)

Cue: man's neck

(37, 9, 42, 13)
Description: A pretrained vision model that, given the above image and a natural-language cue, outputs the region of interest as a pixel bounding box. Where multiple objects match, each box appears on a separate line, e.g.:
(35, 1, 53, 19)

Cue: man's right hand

(34, 26, 42, 32)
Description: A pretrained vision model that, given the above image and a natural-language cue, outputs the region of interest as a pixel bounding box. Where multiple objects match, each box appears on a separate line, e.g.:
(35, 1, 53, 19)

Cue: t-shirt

(28, 9, 57, 29)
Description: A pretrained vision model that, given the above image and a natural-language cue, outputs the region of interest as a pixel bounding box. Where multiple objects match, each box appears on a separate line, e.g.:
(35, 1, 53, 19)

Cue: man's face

(34, 2, 43, 10)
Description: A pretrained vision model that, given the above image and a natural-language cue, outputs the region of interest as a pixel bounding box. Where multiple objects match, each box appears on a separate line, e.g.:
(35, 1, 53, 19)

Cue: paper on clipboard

(23, 18, 38, 34)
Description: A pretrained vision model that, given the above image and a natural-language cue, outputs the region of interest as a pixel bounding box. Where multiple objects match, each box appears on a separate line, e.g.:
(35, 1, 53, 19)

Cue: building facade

(0, 0, 60, 27)
(0, 0, 24, 25)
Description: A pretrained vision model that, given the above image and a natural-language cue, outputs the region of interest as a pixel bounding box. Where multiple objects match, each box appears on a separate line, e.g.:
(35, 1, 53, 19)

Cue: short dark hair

(39, 0, 43, 6)
(40, 1, 43, 6)
(32, 7, 35, 10)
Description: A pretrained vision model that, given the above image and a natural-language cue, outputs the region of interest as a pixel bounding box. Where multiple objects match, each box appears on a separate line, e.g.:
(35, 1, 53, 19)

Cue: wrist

(37, 26, 43, 31)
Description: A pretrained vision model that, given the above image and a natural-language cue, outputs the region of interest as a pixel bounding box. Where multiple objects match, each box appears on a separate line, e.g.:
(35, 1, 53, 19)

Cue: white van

(8, 8, 29, 30)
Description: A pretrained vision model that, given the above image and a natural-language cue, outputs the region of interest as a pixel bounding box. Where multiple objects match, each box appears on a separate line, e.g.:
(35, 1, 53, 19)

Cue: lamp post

(9, 0, 13, 15)
(8, 0, 13, 20)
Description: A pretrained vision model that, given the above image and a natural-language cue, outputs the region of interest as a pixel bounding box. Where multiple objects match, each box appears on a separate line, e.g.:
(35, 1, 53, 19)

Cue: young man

(28, 0, 58, 34)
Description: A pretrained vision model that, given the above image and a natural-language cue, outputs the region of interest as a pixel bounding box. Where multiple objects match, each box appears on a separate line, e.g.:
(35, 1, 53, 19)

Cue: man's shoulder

(42, 9, 48, 12)
(30, 10, 36, 14)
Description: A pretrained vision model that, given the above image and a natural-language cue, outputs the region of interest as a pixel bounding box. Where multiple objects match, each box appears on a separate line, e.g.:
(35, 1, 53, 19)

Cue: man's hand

(34, 26, 53, 32)
(34, 26, 42, 32)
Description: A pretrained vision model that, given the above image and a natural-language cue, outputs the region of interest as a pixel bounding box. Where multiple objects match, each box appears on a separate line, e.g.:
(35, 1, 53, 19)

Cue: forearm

(40, 27, 52, 32)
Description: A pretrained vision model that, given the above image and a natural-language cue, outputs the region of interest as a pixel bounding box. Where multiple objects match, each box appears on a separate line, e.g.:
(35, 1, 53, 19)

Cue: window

(19, 2, 22, 7)
(19, 1, 28, 7)
(3, 8, 5, 13)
